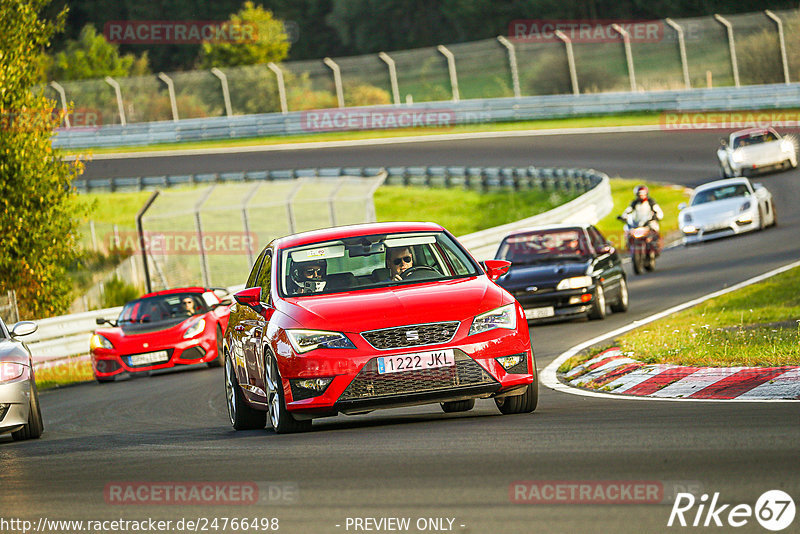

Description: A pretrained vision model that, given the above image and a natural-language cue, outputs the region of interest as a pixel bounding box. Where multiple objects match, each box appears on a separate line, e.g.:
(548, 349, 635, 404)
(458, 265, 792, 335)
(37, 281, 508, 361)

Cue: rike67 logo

(668, 490, 795, 531)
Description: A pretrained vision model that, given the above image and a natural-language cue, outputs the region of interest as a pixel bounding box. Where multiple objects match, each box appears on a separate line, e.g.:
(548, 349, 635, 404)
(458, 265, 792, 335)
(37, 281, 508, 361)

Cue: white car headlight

(732, 150, 744, 163)
(286, 330, 355, 353)
(556, 276, 593, 290)
(183, 318, 206, 339)
(781, 139, 793, 153)
(469, 303, 517, 336)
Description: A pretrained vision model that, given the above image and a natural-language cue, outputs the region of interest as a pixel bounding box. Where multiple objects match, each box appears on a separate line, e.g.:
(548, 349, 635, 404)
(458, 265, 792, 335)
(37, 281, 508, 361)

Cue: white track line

(540, 258, 800, 403)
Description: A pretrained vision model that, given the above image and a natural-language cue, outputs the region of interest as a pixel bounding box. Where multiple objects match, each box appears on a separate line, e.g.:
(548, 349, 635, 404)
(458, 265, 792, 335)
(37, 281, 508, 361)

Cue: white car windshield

(280, 231, 479, 297)
(691, 184, 750, 206)
(732, 131, 777, 148)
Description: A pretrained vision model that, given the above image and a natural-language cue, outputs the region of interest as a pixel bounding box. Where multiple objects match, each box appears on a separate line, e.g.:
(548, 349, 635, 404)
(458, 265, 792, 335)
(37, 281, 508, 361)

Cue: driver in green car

(386, 246, 414, 281)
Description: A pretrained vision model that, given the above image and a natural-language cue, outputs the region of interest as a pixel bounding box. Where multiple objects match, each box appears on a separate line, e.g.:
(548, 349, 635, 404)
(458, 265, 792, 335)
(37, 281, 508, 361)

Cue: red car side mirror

(233, 287, 262, 308)
(483, 260, 511, 281)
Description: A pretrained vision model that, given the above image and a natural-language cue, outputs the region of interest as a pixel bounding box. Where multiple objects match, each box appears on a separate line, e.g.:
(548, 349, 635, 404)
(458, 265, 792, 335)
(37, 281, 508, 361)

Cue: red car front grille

(339, 351, 496, 400)
(361, 321, 459, 350)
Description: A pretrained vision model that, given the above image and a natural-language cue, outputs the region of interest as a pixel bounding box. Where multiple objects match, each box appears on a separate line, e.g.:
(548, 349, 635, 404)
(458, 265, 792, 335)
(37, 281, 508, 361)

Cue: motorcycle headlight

(631, 227, 649, 239)
(556, 276, 593, 290)
(286, 330, 355, 354)
(469, 303, 517, 336)
(183, 318, 206, 339)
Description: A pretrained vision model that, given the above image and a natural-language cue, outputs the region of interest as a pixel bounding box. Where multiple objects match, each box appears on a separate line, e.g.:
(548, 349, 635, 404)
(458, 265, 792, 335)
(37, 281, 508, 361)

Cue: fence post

(611, 24, 637, 92)
(241, 183, 262, 267)
(378, 52, 401, 105)
(714, 14, 740, 88)
(157, 72, 179, 121)
(49, 81, 70, 128)
(555, 30, 580, 95)
(136, 191, 160, 293)
(323, 57, 345, 108)
(437, 45, 460, 102)
(286, 179, 304, 234)
(665, 18, 691, 89)
(328, 178, 347, 227)
(765, 10, 790, 84)
(267, 62, 288, 114)
(104, 76, 127, 126)
(211, 68, 233, 117)
(194, 186, 216, 287)
(496, 36, 521, 98)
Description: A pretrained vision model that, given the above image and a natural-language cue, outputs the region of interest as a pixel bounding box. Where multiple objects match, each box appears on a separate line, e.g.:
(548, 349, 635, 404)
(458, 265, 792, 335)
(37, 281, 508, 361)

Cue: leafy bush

(100, 275, 140, 308)
(344, 83, 391, 107)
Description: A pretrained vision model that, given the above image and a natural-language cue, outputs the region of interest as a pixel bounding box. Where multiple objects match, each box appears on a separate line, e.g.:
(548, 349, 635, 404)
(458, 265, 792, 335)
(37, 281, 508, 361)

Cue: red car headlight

(90, 334, 114, 351)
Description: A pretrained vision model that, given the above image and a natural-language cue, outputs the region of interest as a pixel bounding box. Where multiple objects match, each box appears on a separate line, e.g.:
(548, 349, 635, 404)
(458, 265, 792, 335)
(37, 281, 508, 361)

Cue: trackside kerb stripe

(688, 368, 792, 399)
(622, 367, 699, 396)
(589, 363, 646, 388)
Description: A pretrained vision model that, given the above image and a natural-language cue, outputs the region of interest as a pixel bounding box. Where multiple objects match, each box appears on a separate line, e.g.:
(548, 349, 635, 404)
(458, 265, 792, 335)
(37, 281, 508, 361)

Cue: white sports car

(717, 127, 797, 178)
(679, 178, 776, 244)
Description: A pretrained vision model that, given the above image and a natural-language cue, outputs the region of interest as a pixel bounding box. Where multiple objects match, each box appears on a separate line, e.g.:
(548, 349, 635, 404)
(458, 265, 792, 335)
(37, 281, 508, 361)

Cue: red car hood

(279, 276, 510, 333)
(95, 316, 201, 351)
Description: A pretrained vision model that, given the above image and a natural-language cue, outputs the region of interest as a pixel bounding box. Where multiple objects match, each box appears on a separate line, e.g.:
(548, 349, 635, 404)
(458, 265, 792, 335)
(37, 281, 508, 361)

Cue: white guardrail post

(611, 24, 637, 92)
(49, 81, 70, 128)
(103, 76, 126, 126)
(379, 52, 401, 105)
(555, 30, 580, 95)
(665, 18, 691, 89)
(211, 67, 233, 118)
(714, 14, 740, 88)
(323, 57, 345, 109)
(437, 45, 460, 103)
(765, 10, 790, 85)
(496, 36, 521, 99)
(267, 62, 289, 114)
(157, 72, 179, 122)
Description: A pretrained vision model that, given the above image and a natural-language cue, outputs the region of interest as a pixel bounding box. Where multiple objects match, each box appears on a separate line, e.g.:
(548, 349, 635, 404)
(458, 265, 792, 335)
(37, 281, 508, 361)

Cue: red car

(224, 222, 537, 434)
(91, 287, 231, 382)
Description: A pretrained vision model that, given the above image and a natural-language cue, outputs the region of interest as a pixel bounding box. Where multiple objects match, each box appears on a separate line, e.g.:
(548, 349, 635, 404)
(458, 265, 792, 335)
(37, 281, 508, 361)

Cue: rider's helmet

(290, 259, 327, 293)
(634, 185, 649, 198)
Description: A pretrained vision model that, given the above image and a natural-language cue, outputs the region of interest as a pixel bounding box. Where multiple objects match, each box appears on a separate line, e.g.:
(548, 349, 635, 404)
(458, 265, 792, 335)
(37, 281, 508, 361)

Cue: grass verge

(560, 266, 800, 373)
(35, 359, 94, 390)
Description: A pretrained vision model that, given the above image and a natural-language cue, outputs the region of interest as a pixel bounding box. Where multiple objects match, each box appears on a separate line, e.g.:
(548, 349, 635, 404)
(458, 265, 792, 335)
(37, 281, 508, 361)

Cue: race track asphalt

(3, 129, 798, 534)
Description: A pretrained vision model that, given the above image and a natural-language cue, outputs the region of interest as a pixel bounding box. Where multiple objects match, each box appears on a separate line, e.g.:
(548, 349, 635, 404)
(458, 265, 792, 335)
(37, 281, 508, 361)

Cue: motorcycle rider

(623, 185, 664, 236)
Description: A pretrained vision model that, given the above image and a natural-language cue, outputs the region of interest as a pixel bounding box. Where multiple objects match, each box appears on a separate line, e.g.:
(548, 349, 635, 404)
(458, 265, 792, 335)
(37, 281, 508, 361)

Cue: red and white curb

(564, 348, 800, 400)
(542, 258, 800, 402)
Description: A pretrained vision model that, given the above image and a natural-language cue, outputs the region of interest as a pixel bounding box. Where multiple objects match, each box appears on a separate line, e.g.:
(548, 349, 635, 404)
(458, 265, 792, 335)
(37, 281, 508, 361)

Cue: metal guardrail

(75, 164, 598, 193)
(53, 83, 800, 149)
(28, 166, 610, 369)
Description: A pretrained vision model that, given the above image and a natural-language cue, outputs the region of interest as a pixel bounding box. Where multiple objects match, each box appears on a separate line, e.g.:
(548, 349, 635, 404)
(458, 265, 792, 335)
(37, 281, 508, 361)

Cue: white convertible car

(679, 178, 776, 245)
(717, 127, 797, 178)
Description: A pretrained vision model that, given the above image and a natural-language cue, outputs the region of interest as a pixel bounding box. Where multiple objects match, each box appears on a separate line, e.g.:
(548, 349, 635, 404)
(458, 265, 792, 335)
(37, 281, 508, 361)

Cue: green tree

(49, 24, 149, 81)
(0, 0, 88, 319)
(197, 2, 290, 68)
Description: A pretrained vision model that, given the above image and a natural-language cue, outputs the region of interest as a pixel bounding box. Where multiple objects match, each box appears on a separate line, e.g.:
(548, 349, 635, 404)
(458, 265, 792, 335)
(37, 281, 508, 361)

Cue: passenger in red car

(386, 246, 413, 281)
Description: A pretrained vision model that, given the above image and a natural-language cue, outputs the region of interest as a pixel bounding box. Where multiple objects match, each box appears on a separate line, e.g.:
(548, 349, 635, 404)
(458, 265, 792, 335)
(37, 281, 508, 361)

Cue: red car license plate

(377, 349, 455, 374)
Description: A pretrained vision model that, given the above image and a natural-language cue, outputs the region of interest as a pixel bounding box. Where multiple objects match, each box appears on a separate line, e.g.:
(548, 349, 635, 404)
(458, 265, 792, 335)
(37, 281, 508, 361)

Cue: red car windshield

(280, 231, 480, 297)
(118, 293, 208, 324)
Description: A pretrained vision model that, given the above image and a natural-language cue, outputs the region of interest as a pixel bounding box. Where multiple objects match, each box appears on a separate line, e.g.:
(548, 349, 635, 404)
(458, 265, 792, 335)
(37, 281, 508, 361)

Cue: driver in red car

(291, 259, 328, 294)
(386, 246, 414, 281)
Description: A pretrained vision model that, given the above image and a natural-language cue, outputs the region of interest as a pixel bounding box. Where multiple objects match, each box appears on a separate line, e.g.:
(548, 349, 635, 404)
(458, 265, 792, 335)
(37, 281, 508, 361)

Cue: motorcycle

(617, 213, 661, 274)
